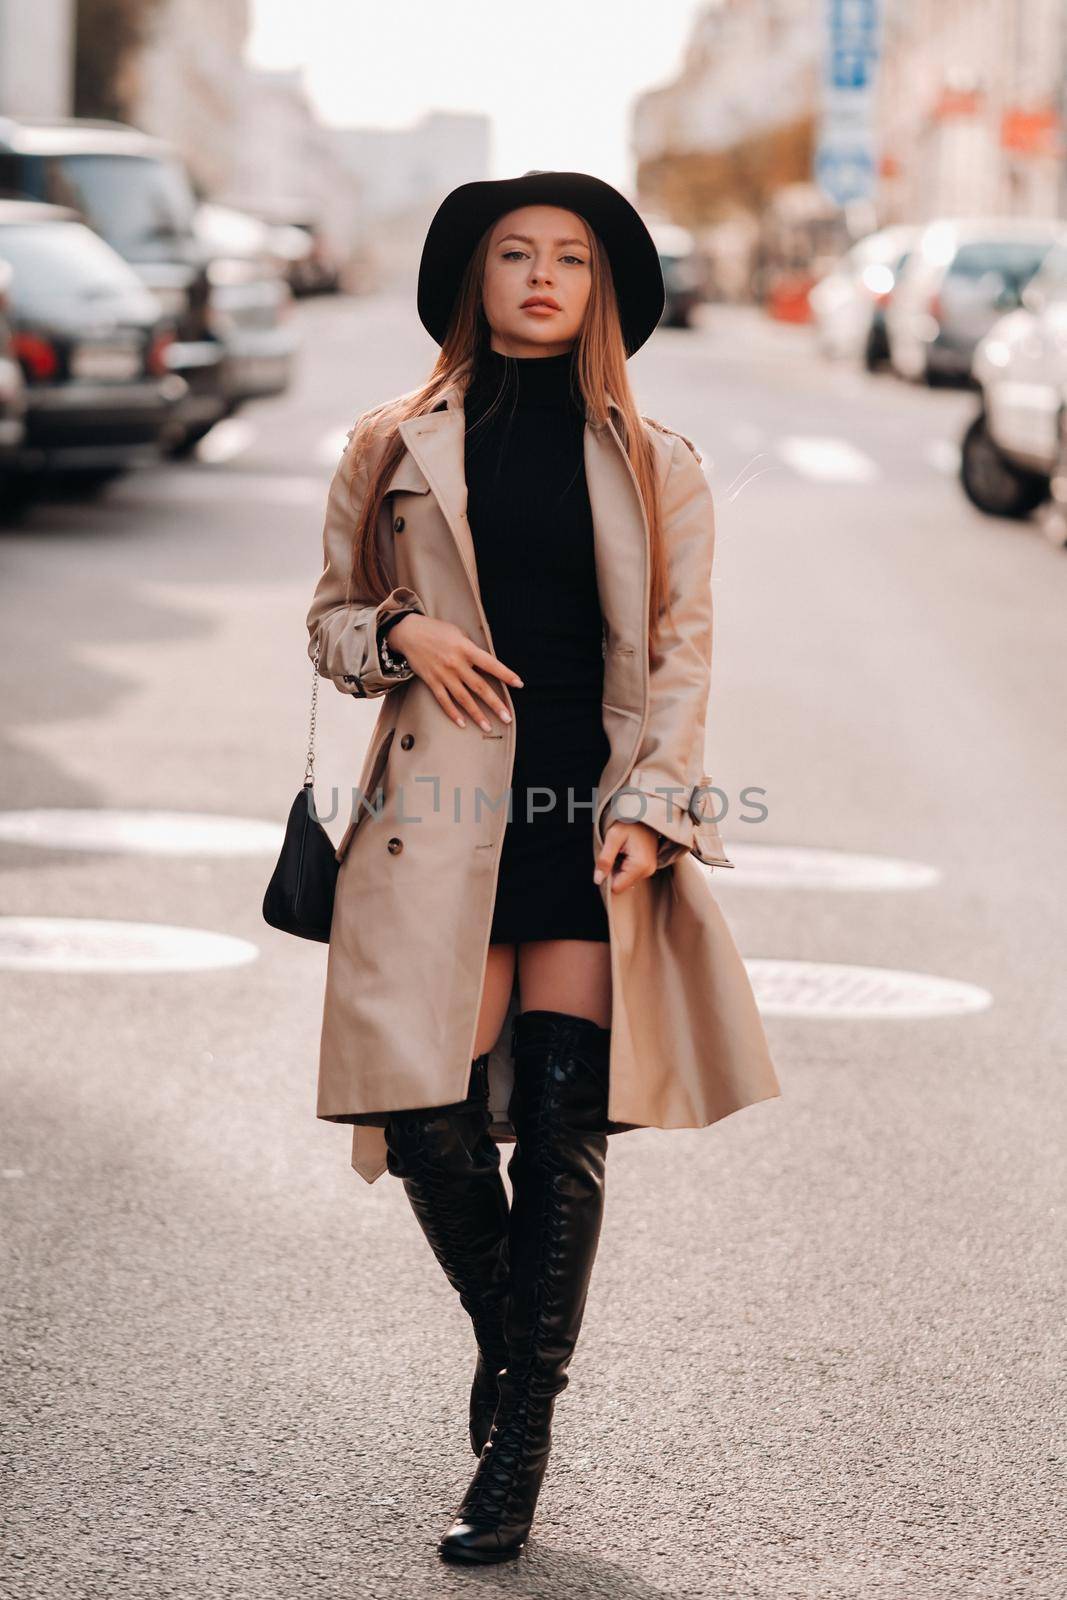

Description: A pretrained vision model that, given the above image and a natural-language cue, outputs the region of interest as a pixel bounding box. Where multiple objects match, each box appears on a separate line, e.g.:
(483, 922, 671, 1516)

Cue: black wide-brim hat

(417, 169, 665, 358)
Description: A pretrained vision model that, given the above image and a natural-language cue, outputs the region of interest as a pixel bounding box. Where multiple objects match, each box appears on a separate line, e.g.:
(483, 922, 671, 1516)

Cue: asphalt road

(1, 293, 1063, 1599)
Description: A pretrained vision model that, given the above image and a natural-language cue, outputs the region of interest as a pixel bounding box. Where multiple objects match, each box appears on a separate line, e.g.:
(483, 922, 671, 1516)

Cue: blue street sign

(817, 0, 882, 205)
(814, 144, 877, 207)
(829, 48, 876, 90)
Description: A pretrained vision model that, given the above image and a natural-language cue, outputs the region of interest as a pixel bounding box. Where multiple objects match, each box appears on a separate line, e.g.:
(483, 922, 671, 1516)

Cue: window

(5, 154, 196, 257)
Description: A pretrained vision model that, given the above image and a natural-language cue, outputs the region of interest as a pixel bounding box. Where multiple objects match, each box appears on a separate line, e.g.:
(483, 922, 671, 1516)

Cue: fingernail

(501, 711, 512, 723)
(457, 717, 466, 728)
(480, 720, 491, 733)
(593, 869, 604, 885)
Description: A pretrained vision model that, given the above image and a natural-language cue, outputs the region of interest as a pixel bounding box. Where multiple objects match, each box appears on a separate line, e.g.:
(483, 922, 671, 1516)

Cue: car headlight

(982, 340, 1012, 368)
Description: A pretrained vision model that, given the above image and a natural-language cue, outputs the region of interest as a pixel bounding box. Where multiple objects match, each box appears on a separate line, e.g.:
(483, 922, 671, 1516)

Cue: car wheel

(863, 326, 889, 371)
(165, 419, 219, 459)
(60, 466, 127, 497)
(960, 414, 1050, 519)
(0, 472, 37, 521)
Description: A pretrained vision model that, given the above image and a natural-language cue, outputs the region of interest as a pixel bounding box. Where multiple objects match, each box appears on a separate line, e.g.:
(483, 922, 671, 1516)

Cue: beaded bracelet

(377, 612, 414, 676)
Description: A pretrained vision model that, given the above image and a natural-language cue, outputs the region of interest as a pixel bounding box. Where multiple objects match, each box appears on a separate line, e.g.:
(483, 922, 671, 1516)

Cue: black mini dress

(463, 345, 611, 945)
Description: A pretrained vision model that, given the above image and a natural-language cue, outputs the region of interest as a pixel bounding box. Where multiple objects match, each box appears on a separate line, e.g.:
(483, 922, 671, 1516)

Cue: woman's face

(481, 204, 592, 357)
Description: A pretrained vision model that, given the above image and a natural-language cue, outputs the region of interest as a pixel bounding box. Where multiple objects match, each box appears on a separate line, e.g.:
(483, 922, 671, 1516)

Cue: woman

(305, 170, 780, 1564)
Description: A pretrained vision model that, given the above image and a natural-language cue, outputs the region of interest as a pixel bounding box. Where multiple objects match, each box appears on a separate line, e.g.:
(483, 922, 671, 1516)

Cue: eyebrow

(497, 232, 589, 249)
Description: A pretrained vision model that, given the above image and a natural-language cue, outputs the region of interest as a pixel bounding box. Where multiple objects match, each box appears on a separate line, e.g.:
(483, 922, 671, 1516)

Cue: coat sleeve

(619, 431, 728, 870)
(306, 423, 428, 699)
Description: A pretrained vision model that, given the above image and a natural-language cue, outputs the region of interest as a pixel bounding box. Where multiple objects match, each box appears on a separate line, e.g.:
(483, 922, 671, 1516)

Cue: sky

(247, 0, 710, 194)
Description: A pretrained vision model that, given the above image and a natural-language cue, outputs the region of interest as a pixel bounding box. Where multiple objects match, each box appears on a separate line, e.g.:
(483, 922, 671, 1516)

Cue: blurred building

(126, 0, 252, 196)
(118, 0, 362, 274)
(632, 0, 1067, 298)
(879, 0, 1067, 221)
(633, 0, 818, 225)
(99, 4, 486, 290)
(0, 0, 75, 117)
(632, 0, 820, 300)
(332, 111, 491, 292)
(227, 67, 363, 273)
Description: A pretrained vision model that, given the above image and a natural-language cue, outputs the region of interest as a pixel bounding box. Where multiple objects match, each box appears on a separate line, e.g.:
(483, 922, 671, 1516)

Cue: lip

(520, 298, 561, 312)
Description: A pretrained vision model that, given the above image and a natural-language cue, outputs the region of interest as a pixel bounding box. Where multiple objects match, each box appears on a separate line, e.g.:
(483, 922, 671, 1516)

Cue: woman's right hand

(388, 613, 524, 732)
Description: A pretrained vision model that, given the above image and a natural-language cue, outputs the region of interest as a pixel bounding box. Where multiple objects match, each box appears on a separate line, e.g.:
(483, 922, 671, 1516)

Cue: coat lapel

(396, 393, 478, 597)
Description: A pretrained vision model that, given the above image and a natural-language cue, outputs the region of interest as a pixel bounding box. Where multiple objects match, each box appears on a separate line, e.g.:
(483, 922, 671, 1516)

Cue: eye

(500, 249, 587, 265)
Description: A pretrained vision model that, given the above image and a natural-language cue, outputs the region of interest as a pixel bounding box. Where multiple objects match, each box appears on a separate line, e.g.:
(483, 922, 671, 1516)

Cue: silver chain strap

(304, 643, 320, 785)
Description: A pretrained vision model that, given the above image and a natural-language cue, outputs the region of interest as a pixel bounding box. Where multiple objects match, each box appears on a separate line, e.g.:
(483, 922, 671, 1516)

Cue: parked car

(0, 199, 186, 486)
(225, 198, 341, 296)
(267, 221, 320, 291)
(809, 224, 919, 369)
(887, 218, 1062, 386)
(0, 117, 222, 448)
(961, 238, 1067, 518)
(757, 181, 849, 322)
(192, 201, 298, 409)
(0, 116, 258, 451)
(285, 218, 342, 297)
(647, 220, 705, 329)
(0, 256, 27, 477)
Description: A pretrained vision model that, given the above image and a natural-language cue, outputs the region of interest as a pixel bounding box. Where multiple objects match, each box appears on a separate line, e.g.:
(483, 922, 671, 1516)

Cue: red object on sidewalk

(767, 275, 815, 323)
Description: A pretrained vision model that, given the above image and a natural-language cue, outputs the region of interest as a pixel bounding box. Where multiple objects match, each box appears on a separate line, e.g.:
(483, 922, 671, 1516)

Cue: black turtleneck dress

(462, 345, 611, 945)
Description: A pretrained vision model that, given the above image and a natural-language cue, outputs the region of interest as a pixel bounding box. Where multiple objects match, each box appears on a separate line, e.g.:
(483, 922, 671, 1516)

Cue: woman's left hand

(593, 821, 660, 892)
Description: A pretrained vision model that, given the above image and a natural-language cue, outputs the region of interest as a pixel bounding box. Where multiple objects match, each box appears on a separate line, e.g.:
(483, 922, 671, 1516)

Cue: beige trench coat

(306, 378, 781, 1183)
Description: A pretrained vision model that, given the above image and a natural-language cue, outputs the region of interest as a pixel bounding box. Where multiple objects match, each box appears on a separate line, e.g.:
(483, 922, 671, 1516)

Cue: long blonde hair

(343, 217, 676, 659)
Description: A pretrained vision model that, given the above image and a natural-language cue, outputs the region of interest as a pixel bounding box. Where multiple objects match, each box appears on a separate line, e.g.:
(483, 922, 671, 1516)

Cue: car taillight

(146, 327, 176, 377)
(13, 331, 58, 382)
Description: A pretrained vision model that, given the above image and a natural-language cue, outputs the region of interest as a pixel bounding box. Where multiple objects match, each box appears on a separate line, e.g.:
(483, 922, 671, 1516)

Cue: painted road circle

(719, 845, 940, 891)
(745, 960, 992, 1020)
(0, 918, 259, 974)
(0, 809, 282, 856)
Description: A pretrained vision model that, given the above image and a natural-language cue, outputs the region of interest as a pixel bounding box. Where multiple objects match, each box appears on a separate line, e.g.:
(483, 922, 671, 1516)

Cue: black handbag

(262, 645, 340, 942)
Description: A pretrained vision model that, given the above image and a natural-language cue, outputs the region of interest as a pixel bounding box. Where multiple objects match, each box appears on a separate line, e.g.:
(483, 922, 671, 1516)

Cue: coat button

(393, 515, 405, 533)
(387, 837, 403, 854)
(400, 733, 414, 750)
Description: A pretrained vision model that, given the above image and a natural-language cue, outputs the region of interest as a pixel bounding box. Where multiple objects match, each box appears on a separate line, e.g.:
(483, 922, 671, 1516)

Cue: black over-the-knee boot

(384, 1053, 511, 1456)
(438, 1009, 611, 1564)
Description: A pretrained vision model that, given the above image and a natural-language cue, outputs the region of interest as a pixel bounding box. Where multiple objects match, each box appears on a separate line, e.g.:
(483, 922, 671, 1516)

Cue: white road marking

(728, 424, 767, 452)
(716, 845, 940, 891)
(0, 918, 259, 973)
(777, 436, 881, 483)
(117, 470, 323, 506)
(926, 439, 961, 474)
(194, 417, 257, 464)
(0, 809, 283, 857)
(318, 428, 351, 465)
(745, 959, 992, 1020)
